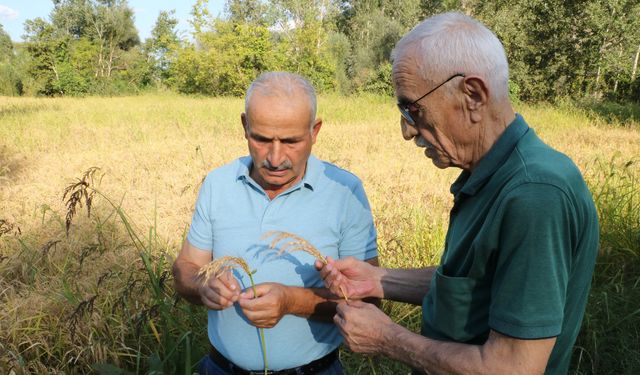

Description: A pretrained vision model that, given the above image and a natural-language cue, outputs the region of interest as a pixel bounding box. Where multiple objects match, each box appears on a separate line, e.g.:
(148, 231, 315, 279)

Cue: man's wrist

(380, 320, 402, 356)
(377, 267, 388, 299)
(280, 284, 293, 316)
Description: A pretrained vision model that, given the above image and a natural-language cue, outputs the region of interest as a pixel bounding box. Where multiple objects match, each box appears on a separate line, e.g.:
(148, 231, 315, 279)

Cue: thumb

(240, 284, 266, 299)
(218, 271, 239, 291)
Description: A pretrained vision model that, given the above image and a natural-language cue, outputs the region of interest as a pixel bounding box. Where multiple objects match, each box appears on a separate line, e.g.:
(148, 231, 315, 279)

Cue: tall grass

(571, 156, 640, 374)
(1, 168, 208, 373)
(1, 94, 639, 374)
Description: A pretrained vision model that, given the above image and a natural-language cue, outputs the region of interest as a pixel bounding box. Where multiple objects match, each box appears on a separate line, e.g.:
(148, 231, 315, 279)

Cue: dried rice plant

(62, 167, 102, 235)
(262, 231, 326, 263)
(197, 255, 252, 284)
(261, 231, 349, 301)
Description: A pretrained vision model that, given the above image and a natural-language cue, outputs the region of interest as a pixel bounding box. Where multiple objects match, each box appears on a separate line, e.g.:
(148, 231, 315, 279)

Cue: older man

(173, 72, 378, 374)
(317, 12, 598, 374)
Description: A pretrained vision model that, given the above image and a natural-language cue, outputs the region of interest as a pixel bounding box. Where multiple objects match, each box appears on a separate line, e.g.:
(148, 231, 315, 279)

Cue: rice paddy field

(0, 94, 639, 374)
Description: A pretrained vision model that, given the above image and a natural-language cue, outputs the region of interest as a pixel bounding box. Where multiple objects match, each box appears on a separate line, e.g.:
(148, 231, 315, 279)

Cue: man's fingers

(217, 271, 239, 291)
(333, 311, 345, 328)
(201, 292, 229, 310)
(240, 283, 269, 299)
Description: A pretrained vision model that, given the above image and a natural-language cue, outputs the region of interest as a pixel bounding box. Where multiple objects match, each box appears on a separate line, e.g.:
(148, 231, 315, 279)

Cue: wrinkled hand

(334, 300, 395, 354)
(198, 271, 241, 310)
(315, 256, 383, 300)
(238, 283, 290, 328)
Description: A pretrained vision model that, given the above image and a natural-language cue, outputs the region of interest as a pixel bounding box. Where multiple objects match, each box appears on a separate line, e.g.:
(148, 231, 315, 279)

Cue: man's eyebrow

(249, 132, 272, 141)
(249, 132, 302, 142)
(397, 96, 412, 105)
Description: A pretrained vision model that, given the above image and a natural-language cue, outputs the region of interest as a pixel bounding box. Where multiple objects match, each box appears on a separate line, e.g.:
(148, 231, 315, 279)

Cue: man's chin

(262, 173, 295, 187)
(425, 152, 449, 169)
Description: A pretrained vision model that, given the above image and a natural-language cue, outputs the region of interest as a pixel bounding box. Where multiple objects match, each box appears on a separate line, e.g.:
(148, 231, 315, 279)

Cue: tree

(269, 0, 340, 91)
(23, 17, 71, 95)
(22, 0, 141, 95)
(336, 0, 421, 94)
(0, 23, 23, 95)
(172, 0, 277, 95)
(146, 10, 180, 83)
(85, 0, 139, 78)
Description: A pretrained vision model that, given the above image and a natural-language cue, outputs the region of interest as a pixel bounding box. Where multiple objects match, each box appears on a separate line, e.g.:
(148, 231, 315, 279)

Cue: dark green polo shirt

(421, 114, 599, 374)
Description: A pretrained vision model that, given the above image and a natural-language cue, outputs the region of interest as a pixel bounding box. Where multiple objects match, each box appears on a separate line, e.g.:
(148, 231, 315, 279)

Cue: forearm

(172, 259, 204, 305)
(383, 324, 484, 374)
(285, 286, 345, 322)
(381, 266, 436, 305)
(382, 325, 548, 375)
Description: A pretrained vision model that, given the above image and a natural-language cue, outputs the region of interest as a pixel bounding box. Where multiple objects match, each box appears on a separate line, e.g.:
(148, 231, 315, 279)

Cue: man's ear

(311, 118, 322, 144)
(241, 113, 249, 139)
(462, 76, 489, 123)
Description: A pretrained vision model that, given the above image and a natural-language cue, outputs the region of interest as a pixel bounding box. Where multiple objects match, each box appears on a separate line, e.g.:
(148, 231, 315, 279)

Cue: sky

(0, 0, 225, 42)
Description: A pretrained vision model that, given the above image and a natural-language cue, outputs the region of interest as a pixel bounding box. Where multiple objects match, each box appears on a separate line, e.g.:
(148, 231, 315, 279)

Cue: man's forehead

(249, 91, 310, 111)
(393, 59, 424, 102)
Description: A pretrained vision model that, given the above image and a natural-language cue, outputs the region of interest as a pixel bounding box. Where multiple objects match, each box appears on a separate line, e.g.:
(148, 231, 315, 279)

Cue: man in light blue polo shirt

(172, 71, 378, 374)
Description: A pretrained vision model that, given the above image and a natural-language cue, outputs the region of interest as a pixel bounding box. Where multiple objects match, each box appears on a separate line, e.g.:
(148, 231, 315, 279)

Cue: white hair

(245, 71, 317, 128)
(392, 12, 509, 99)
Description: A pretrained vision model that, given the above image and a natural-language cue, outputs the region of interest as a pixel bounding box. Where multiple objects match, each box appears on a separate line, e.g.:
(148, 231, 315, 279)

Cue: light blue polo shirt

(187, 154, 377, 371)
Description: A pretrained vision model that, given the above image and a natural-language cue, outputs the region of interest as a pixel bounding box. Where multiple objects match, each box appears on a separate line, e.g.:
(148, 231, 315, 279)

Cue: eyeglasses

(397, 73, 465, 126)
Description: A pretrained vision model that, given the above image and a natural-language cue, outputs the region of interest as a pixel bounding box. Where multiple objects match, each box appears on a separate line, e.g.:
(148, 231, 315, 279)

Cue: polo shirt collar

(452, 113, 529, 198)
(236, 154, 320, 192)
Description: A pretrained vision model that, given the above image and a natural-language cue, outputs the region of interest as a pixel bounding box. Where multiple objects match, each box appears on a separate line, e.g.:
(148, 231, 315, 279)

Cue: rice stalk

(197, 256, 268, 375)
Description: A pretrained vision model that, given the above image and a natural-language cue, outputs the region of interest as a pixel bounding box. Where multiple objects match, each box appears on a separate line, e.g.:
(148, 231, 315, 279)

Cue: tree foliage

(5, 0, 640, 102)
(0, 23, 24, 96)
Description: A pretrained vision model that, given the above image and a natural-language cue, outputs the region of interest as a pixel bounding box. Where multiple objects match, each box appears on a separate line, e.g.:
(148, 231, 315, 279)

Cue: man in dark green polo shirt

(316, 12, 598, 374)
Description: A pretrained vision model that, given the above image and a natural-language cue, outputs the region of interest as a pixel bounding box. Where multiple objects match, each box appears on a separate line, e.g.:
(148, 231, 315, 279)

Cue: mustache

(262, 159, 292, 171)
(414, 136, 432, 148)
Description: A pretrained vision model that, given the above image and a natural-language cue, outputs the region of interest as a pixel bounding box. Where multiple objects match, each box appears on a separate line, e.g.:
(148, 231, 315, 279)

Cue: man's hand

(238, 282, 290, 328)
(315, 256, 384, 300)
(334, 300, 395, 354)
(198, 270, 241, 310)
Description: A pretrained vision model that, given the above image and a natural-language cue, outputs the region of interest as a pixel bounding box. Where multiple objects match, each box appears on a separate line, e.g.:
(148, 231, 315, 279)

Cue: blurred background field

(0, 94, 639, 374)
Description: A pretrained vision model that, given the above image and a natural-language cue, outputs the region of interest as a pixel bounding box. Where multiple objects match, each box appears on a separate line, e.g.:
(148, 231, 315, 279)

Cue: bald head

(392, 12, 509, 101)
(245, 72, 317, 128)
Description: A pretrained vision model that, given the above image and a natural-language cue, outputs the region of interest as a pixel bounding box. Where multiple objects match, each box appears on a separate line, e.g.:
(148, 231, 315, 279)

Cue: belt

(209, 345, 339, 375)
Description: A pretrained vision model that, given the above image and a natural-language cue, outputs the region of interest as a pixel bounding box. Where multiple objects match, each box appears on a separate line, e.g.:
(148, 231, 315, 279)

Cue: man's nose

(401, 117, 418, 140)
(267, 141, 286, 166)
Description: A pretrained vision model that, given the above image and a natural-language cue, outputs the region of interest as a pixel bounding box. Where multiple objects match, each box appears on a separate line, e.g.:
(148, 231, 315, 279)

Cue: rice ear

(197, 255, 252, 285)
(261, 231, 327, 263)
(261, 231, 348, 301)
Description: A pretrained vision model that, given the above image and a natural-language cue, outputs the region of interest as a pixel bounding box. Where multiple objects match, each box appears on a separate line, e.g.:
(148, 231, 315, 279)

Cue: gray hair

(391, 12, 509, 100)
(245, 71, 317, 128)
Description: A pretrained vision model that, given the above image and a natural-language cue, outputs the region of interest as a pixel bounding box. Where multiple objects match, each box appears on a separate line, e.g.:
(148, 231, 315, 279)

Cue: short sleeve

(489, 183, 573, 339)
(338, 181, 378, 260)
(187, 175, 214, 250)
